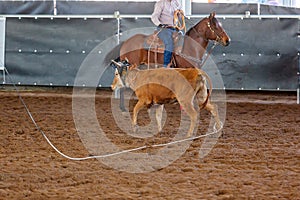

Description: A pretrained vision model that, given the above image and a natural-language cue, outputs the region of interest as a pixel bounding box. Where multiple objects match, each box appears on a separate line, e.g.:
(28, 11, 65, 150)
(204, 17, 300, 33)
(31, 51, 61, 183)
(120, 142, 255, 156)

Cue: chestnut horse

(110, 12, 230, 112)
(118, 12, 230, 69)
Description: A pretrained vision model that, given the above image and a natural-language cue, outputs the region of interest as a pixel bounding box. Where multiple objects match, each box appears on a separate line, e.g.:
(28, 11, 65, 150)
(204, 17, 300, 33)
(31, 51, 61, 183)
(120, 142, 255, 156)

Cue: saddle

(144, 31, 183, 54)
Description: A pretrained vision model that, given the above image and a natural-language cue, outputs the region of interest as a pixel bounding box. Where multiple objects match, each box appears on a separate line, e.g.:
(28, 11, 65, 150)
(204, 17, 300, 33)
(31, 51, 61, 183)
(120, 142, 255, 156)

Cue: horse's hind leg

(119, 87, 127, 112)
(204, 100, 222, 131)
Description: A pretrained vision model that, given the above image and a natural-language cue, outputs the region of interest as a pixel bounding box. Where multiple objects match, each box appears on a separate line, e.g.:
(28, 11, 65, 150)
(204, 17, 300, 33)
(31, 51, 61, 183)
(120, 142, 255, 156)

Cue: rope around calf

(4, 67, 223, 161)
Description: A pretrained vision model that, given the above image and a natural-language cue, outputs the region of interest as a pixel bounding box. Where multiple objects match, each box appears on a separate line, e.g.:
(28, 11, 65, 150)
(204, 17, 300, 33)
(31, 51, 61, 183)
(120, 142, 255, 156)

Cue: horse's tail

(104, 42, 123, 67)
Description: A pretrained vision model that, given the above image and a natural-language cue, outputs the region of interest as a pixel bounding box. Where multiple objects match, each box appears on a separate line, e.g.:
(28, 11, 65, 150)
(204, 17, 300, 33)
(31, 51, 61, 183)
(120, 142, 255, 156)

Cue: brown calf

(111, 64, 221, 137)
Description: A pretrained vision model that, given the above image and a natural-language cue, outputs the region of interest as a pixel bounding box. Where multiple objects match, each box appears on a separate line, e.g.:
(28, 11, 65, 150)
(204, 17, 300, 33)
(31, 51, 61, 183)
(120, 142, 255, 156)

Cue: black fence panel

(1, 1, 300, 16)
(56, 1, 156, 15)
(260, 4, 300, 15)
(4, 16, 299, 90)
(117, 16, 299, 90)
(5, 17, 117, 86)
(192, 3, 259, 15)
(0, 1, 53, 15)
(2, 3, 300, 90)
(212, 17, 299, 90)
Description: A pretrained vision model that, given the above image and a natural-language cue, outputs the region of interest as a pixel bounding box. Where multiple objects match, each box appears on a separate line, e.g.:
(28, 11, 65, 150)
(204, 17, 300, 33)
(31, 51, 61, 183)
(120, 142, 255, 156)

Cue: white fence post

(296, 22, 300, 104)
(0, 17, 5, 84)
(114, 11, 121, 99)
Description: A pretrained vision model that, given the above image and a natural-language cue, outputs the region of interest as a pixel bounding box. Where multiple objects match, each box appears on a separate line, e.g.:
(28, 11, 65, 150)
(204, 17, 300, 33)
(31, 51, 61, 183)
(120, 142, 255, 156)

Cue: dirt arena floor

(0, 87, 299, 199)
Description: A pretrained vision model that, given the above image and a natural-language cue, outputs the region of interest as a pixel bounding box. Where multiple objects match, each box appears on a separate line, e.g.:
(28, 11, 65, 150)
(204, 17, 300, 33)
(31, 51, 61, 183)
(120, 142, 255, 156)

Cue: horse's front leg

(119, 87, 127, 112)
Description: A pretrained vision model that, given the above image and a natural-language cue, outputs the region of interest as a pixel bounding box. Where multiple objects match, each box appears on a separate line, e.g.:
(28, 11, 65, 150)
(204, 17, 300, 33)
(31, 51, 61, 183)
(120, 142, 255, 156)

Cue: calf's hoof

(132, 125, 138, 133)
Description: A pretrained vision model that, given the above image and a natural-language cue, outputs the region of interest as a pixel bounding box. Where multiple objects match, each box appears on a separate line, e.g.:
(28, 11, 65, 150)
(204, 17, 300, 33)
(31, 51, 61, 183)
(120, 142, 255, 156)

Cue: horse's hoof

(120, 107, 127, 112)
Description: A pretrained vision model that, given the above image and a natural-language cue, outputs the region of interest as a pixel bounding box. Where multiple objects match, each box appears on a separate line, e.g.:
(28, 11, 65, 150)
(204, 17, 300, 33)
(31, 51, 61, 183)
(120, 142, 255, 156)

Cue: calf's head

(111, 68, 125, 90)
(110, 59, 132, 90)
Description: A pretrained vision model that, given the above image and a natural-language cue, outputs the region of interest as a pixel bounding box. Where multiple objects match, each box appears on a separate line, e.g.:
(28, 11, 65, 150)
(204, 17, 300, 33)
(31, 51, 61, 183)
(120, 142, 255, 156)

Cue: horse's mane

(185, 23, 198, 36)
(185, 18, 206, 36)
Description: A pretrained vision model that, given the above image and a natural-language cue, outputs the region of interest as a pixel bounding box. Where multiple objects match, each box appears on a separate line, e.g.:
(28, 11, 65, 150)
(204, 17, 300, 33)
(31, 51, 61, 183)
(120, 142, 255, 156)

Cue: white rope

(4, 67, 222, 161)
(147, 29, 162, 69)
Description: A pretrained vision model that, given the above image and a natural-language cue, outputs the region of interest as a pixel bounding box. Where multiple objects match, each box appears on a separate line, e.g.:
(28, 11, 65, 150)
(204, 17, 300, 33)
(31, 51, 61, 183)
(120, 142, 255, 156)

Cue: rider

(151, 0, 183, 68)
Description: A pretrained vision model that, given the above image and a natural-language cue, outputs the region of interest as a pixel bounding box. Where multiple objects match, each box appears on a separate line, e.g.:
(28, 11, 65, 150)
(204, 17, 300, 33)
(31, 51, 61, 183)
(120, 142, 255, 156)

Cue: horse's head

(206, 12, 230, 46)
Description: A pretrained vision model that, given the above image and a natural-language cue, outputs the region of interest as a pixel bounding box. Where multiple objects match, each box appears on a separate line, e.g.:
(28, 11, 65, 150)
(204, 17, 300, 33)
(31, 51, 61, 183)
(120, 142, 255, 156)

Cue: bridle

(178, 17, 224, 68)
(189, 17, 226, 45)
(206, 18, 226, 44)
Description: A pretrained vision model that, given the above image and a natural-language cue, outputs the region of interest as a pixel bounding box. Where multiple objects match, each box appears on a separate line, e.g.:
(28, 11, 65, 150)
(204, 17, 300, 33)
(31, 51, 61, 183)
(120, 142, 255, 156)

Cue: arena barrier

(0, 17, 5, 83)
(0, 2, 299, 92)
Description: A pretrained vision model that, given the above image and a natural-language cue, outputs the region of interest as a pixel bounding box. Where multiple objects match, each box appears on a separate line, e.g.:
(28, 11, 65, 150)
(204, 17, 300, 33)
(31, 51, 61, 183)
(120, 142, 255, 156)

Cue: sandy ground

(0, 88, 299, 199)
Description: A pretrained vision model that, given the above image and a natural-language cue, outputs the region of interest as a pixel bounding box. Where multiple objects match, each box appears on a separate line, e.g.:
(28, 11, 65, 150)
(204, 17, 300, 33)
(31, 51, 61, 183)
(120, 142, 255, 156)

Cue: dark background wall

(1, 1, 299, 90)
(1, 1, 300, 15)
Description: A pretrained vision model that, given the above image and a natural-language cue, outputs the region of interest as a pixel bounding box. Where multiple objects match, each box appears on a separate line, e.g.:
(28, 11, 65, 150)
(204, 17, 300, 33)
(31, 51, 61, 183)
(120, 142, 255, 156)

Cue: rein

(177, 41, 218, 68)
(147, 29, 163, 69)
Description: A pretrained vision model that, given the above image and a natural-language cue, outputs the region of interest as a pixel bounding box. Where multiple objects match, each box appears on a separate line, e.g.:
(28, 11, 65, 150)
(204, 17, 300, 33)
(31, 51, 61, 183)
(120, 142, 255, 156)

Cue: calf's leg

(180, 102, 198, 137)
(132, 100, 145, 132)
(204, 100, 222, 131)
(197, 88, 222, 131)
(155, 105, 164, 132)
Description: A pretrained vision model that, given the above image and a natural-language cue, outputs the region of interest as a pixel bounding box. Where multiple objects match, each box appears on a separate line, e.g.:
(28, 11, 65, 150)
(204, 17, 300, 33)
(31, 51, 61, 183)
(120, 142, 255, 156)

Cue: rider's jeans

(157, 27, 177, 67)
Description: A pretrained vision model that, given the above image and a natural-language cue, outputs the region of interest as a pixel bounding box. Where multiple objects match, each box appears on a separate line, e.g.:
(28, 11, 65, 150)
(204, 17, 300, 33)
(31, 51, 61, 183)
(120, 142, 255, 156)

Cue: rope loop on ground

(4, 67, 222, 161)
